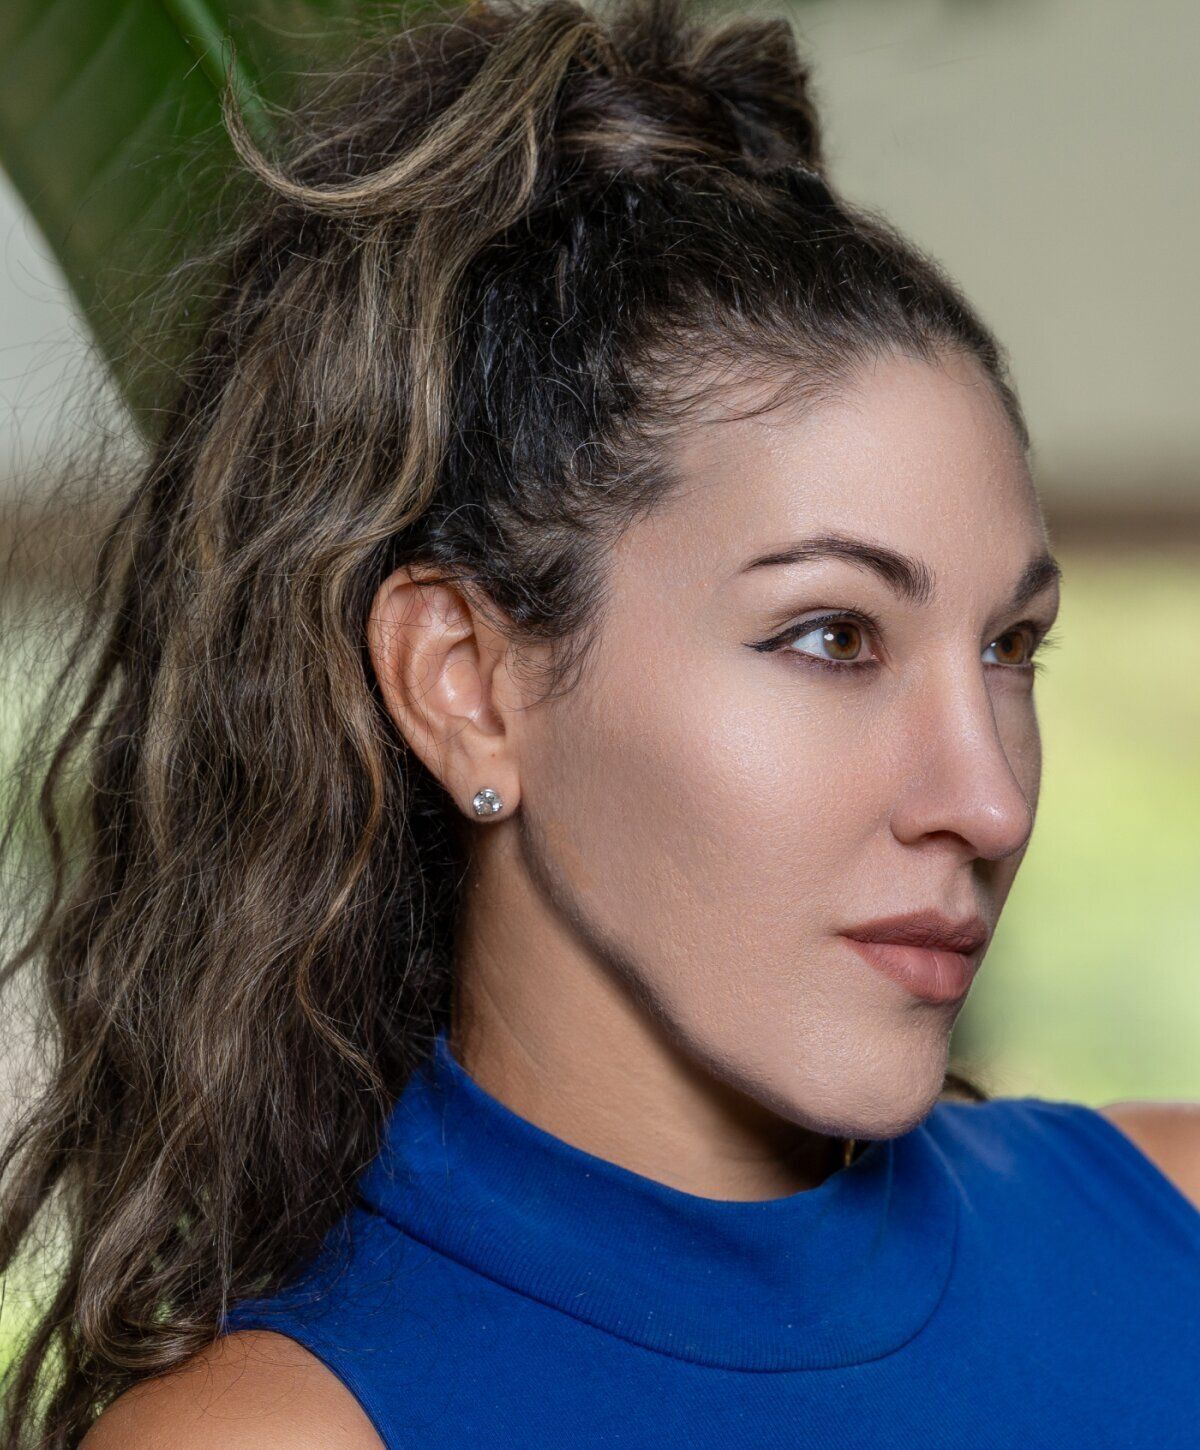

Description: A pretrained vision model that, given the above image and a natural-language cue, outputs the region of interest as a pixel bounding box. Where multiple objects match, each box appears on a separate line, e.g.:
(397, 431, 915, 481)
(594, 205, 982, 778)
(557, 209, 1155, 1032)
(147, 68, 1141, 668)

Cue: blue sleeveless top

(220, 1028, 1200, 1446)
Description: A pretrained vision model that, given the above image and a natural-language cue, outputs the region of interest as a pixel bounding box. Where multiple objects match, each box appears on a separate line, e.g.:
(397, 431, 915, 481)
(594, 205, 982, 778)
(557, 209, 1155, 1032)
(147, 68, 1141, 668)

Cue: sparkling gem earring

(471, 786, 504, 817)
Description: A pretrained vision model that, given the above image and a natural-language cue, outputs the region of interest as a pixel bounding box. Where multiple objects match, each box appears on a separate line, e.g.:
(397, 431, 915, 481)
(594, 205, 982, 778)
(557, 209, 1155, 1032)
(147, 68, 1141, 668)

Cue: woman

(1, 0, 1196, 1444)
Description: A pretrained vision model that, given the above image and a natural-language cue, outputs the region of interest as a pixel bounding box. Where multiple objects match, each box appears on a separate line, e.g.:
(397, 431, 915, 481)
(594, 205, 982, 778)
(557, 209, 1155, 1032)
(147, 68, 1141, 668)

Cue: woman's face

(497, 347, 1060, 1140)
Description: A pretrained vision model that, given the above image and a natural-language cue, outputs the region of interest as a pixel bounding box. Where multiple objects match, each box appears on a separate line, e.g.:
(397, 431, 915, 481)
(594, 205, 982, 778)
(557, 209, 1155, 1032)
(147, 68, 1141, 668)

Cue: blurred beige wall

(788, 0, 1199, 526)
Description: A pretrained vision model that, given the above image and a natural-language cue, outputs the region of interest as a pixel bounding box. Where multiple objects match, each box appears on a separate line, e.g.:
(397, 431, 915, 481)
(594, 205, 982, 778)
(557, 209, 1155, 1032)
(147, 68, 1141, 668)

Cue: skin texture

(83, 348, 1200, 1447)
(1097, 1102, 1200, 1212)
(79, 1330, 384, 1448)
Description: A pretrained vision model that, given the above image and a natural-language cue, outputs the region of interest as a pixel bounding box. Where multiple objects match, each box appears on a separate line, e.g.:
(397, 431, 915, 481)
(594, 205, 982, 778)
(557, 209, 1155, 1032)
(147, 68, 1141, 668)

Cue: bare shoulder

(1096, 1099, 1200, 1213)
(80, 1329, 384, 1449)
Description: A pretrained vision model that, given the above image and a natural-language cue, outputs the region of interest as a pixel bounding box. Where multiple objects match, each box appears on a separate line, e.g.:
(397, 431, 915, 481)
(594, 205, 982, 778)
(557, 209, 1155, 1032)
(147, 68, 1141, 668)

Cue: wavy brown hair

(0, 0, 1011, 1441)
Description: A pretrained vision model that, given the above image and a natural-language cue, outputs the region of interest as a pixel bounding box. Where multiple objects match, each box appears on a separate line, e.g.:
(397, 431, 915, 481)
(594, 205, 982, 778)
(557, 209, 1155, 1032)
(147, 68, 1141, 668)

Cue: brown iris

(988, 628, 1032, 665)
(820, 621, 865, 661)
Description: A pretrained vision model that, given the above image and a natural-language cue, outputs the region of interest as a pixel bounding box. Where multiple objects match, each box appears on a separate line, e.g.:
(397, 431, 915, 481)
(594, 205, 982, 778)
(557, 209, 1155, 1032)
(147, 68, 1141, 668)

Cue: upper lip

(841, 909, 989, 955)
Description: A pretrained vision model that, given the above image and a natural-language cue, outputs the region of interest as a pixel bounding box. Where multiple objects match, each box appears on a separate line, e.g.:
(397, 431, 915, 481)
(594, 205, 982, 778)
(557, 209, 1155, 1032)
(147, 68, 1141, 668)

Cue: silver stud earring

(471, 786, 504, 817)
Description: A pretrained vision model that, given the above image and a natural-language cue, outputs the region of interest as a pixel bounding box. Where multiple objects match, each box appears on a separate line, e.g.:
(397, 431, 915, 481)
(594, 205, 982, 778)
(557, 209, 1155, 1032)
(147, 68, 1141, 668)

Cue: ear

(367, 565, 521, 823)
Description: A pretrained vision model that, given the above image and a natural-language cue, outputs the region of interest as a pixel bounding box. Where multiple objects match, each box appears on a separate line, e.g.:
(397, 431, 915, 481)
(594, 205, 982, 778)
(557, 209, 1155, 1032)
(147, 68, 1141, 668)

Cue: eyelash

(756, 610, 1062, 677)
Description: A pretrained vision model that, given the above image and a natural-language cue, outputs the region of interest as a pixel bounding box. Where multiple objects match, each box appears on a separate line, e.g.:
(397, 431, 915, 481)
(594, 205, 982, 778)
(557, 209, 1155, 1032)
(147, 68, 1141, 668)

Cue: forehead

(629, 350, 1043, 591)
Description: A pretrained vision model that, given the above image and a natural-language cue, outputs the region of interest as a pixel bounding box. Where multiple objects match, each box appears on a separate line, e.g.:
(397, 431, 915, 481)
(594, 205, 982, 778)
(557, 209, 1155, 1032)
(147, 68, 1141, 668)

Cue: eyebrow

(737, 532, 1063, 612)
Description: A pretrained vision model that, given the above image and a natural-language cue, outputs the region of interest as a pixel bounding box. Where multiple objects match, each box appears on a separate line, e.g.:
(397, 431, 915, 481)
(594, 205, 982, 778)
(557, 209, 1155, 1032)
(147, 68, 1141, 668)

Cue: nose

(888, 663, 1036, 863)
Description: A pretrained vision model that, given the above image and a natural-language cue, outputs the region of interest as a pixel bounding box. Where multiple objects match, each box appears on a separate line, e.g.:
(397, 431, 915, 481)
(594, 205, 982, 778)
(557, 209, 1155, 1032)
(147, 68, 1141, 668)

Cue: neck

(450, 1003, 848, 1200)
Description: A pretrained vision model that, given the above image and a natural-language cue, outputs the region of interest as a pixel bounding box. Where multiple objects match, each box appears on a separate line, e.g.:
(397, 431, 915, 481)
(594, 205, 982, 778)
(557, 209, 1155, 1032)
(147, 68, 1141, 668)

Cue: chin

(753, 1015, 954, 1142)
(837, 1050, 954, 1141)
(850, 1096, 945, 1142)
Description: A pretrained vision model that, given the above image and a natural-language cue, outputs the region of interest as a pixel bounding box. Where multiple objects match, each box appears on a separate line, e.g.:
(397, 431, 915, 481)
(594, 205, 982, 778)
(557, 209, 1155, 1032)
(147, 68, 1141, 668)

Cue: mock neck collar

(356, 1027, 960, 1371)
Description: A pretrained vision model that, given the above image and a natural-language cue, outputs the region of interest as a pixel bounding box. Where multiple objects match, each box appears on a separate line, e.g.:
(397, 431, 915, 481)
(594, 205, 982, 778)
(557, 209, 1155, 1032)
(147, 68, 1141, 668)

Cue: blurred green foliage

(0, 0, 376, 433)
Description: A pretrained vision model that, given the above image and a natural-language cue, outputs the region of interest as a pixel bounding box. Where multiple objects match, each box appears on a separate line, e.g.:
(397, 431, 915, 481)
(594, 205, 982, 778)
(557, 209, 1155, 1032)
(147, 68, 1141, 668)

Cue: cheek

(527, 649, 886, 1002)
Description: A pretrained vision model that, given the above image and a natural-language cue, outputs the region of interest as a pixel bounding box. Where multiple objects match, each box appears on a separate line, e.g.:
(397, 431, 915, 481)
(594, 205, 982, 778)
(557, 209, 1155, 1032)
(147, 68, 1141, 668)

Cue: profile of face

(370, 346, 1061, 1168)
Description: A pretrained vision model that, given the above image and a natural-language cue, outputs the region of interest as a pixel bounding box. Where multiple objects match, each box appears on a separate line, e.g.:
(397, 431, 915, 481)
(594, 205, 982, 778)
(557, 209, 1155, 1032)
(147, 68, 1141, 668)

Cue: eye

(983, 626, 1034, 667)
(984, 622, 1060, 673)
(766, 612, 881, 674)
(791, 617, 872, 668)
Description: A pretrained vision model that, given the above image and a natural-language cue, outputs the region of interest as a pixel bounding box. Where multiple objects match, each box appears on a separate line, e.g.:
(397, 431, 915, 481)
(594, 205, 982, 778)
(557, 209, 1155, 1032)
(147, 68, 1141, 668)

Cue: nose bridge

(892, 655, 1034, 861)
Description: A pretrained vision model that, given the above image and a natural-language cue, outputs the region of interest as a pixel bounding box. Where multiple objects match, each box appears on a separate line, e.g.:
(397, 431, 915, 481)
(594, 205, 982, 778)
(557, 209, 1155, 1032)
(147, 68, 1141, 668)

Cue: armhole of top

(219, 1320, 391, 1450)
(1041, 1098, 1200, 1236)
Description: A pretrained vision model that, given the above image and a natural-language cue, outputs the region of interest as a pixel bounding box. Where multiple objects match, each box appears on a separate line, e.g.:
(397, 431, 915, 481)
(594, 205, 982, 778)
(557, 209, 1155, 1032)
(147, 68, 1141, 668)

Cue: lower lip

(840, 936, 977, 1004)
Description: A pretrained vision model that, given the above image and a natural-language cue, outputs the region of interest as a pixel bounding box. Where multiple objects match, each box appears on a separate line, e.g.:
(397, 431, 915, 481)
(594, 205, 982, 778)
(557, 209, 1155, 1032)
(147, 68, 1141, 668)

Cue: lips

(840, 936, 978, 1004)
(839, 909, 988, 956)
(837, 908, 988, 1005)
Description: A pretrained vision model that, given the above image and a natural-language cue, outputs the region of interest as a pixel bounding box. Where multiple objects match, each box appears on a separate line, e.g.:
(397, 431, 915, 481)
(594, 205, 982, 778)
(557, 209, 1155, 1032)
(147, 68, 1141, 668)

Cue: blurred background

(1, 0, 1197, 1370)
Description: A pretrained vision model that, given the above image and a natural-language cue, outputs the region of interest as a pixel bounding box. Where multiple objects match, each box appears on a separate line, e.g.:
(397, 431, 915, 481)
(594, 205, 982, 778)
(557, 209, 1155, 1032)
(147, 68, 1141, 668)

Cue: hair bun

(684, 11, 825, 171)
(553, 0, 827, 181)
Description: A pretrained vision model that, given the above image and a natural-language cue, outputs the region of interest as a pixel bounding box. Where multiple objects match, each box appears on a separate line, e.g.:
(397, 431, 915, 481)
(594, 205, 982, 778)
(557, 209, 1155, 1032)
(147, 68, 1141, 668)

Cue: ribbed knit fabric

(220, 1027, 1200, 1447)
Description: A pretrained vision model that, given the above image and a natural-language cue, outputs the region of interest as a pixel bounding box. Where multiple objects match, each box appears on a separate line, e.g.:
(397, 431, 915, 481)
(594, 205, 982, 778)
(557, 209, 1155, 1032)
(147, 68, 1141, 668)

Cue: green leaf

(0, 0, 372, 435)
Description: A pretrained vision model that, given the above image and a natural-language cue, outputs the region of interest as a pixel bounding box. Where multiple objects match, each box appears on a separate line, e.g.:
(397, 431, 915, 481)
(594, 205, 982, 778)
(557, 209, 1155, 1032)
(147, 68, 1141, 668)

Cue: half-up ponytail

(1, 0, 1004, 1440)
(210, 0, 627, 561)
